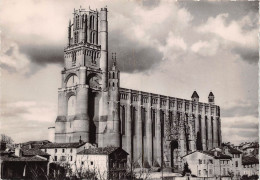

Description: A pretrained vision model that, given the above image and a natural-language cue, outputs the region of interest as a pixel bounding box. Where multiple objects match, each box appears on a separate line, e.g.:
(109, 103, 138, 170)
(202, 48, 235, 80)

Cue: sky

(0, 0, 258, 145)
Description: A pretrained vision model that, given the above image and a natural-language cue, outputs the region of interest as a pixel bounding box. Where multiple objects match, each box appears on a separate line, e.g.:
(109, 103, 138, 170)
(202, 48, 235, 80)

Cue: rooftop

(21, 148, 50, 156)
(78, 146, 128, 155)
(242, 155, 259, 165)
(41, 142, 86, 149)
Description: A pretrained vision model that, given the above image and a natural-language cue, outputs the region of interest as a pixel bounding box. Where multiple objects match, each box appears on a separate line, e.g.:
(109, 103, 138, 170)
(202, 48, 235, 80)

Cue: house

(40, 141, 94, 163)
(76, 147, 128, 180)
(182, 150, 232, 179)
(0, 142, 49, 179)
(242, 155, 259, 177)
(223, 144, 243, 179)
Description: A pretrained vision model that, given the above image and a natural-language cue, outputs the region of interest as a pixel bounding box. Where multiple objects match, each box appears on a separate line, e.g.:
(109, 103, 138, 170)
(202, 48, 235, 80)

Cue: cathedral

(54, 7, 222, 170)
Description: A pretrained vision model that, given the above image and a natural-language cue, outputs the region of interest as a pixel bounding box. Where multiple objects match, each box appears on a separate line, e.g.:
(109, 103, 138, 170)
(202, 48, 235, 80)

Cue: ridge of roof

(41, 142, 86, 149)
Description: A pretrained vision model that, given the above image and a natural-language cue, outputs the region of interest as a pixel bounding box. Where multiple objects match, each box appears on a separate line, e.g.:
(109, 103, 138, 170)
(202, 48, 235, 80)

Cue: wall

(76, 154, 108, 180)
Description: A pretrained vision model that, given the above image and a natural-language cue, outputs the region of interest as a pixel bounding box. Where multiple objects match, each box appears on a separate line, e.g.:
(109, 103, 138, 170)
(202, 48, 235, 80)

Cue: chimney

(15, 144, 22, 157)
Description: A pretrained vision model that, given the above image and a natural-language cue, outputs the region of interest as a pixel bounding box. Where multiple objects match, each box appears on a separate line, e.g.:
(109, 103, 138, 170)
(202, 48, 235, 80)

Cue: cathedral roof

(191, 91, 199, 98)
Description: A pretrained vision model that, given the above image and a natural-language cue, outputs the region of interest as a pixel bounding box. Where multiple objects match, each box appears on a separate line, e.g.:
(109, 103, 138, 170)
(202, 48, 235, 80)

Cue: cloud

(197, 12, 258, 63)
(0, 39, 31, 74)
(191, 39, 219, 56)
(1, 101, 56, 123)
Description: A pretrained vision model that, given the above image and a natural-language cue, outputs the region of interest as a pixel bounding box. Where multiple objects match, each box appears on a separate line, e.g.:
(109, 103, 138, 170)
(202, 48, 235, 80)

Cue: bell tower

(55, 7, 109, 143)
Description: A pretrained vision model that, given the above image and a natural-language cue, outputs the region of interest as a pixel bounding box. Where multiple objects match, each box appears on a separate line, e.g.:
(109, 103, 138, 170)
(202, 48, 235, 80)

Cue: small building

(223, 145, 243, 179)
(0, 142, 49, 179)
(182, 150, 232, 179)
(242, 155, 259, 177)
(76, 147, 128, 180)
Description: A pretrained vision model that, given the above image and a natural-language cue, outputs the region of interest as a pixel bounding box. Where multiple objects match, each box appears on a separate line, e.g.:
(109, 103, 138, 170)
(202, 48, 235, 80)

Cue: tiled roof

(204, 151, 231, 159)
(22, 148, 50, 156)
(191, 91, 199, 98)
(227, 146, 242, 154)
(1, 154, 48, 162)
(242, 156, 259, 165)
(41, 142, 86, 149)
(78, 147, 127, 155)
(182, 150, 231, 160)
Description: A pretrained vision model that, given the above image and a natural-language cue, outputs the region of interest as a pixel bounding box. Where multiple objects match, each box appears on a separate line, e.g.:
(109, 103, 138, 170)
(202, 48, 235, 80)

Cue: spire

(111, 52, 117, 70)
(208, 91, 214, 97)
(191, 91, 199, 98)
(191, 90, 199, 102)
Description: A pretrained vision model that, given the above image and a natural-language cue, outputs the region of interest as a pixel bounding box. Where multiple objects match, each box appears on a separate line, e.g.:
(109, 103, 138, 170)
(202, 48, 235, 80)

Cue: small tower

(191, 91, 199, 102)
(104, 53, 121, 147)
(208, 91, 215, 105)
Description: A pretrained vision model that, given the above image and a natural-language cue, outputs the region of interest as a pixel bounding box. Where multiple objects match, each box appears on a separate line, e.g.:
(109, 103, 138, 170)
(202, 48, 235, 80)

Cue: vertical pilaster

(201, 104, 206, 150)
(207, 106, 213, 150)
(146, 93, 152, 166)
(136, 92, 142, 164)
(213, 106, 218, 148)
(156, 96, 162, 166)
(189, 101, 195, 152)
(126, 90, 132, 160)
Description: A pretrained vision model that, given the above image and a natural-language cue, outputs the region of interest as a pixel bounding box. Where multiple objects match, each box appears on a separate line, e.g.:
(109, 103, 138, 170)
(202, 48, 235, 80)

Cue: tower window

(113, 72, 115, 79)
(76, 15, 79, 29)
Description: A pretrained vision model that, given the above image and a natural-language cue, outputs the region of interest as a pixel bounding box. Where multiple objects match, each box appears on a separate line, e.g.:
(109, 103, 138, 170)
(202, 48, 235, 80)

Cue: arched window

(68, 95, 76, 116)
(66, 75, 79, 87)
(113, 72, 115, 79)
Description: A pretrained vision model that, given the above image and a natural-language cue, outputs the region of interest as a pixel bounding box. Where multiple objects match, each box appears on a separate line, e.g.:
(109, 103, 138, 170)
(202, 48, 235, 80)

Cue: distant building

(77, 147, 128, 180)
(242, 155, 259, 177)
(182, 150, 232, 179)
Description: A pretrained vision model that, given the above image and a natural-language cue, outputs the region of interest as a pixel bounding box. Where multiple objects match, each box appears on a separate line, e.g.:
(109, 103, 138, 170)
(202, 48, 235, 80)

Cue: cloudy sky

(0, 0, 258, 145)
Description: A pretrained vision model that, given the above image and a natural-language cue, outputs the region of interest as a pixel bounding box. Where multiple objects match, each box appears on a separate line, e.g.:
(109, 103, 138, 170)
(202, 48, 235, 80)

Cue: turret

(99, 7, 108, 89)
(208, 91, 214, 105)
(104, 53, 120, 147)
(68, 20, 71, 46)
(191, 91, 199, 102)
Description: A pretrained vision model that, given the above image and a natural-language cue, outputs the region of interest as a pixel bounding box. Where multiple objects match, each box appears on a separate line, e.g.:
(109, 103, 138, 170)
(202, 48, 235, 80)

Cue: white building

(76, 147, 128, 180)
(40, 142, 94, 163)
(182, 150, 232, 179)
(223, 145, 243, 179)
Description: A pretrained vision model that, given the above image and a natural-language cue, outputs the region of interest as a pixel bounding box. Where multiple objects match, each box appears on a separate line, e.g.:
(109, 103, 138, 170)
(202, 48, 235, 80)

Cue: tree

(196, 132, 203, 151)
(182, 162, 191, 176)
(0, 134, 14, 144)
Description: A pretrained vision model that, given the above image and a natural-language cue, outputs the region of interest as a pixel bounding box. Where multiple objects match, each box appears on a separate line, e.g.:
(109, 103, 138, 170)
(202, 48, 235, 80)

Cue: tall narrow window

(121, 106, 125, 135)
(131, 107, 135, 136)
(161, 111, 164, 137)
(142, 108, 146, 136)
(152, 109, 155, 137)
